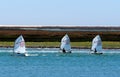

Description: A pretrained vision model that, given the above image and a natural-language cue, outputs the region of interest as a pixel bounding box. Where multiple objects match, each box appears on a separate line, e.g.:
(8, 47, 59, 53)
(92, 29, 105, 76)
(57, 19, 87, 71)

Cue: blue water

(0, 48, 120, 77)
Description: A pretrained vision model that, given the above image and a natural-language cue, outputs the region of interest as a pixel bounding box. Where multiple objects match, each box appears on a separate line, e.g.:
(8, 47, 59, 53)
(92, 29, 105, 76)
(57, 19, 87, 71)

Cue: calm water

(0, 48, 120, 77)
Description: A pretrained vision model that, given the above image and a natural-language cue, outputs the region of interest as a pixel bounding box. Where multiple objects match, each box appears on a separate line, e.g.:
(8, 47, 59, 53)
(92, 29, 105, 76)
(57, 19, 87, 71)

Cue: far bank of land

(0, 26, 120, 49)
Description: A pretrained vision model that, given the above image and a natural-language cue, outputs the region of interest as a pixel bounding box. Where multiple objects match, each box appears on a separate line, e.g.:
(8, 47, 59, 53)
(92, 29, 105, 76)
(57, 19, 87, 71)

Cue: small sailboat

(13, 35, 28, 56)
(60, 34, 71, 53)
(91, 35, 103, 54)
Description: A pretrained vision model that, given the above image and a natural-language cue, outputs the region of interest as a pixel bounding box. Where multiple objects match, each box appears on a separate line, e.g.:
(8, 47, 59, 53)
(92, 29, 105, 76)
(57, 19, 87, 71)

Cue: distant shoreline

(0, 26, 120, 42)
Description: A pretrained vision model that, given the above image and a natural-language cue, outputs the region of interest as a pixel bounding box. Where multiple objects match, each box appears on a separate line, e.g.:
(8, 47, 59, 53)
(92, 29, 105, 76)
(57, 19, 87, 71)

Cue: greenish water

(0, 48, 120, 77)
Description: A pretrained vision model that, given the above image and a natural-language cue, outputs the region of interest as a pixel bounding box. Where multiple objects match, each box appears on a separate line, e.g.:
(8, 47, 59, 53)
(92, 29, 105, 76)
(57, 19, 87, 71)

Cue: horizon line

(0, 25, 120, 27)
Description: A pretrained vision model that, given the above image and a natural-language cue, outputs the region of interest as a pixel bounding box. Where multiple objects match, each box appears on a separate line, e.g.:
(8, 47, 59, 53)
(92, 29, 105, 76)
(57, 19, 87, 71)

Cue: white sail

(91, 35, 102, 53)
(60, 34, 71, 52)
(13, 35, 26, 55)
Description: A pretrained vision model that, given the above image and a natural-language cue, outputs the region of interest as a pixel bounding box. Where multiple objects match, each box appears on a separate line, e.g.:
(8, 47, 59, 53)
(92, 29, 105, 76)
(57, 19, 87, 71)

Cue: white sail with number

(60, 34, 71, 53)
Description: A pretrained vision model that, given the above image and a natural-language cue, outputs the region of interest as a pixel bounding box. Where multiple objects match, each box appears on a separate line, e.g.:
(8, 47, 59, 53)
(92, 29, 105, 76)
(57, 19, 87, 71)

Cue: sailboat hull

(90, 51, 103, 55)
(59, 50, 72, 53)
(13, 53, 26, 56)
(13, 53, 38, 57)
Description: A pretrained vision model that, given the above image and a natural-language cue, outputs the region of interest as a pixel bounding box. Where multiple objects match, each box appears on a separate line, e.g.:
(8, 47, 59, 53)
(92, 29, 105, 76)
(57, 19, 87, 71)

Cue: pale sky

(0, 0, 120, 26)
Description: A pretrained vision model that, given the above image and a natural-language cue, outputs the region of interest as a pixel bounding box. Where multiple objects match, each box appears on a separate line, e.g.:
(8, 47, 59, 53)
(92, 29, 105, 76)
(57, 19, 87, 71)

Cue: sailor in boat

(60, 34, 72, 53)
(91, 35, 103, 54)
(94, 48, 97, 53)
(62, 48, 66, 53)
(13, 35, 27, 56)
(13, 35, 38, 57)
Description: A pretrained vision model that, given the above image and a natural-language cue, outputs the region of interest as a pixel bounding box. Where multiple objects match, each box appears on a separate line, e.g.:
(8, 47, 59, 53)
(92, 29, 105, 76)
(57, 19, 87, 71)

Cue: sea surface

(0, 48, 120, 77)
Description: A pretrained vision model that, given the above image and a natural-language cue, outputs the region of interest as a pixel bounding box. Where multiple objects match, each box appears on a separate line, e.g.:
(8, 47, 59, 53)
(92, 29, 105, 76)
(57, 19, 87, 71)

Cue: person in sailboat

(94, 48, 97, 53)
(91, 35, 103, 54)
(62, 48, 66, 53)
(13, 35, 28, 56)
(13, 35, 39, 56)
(60, 34, 72, 53)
